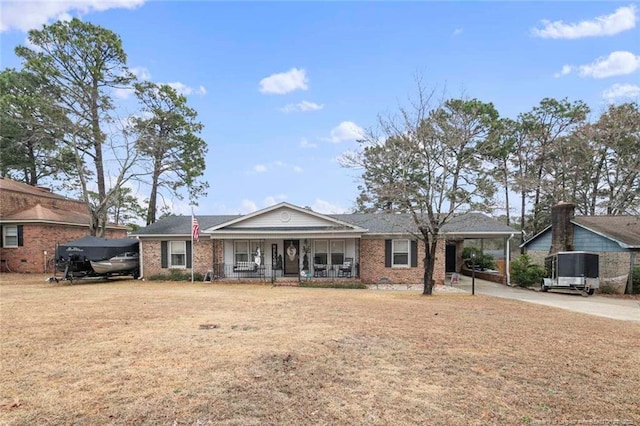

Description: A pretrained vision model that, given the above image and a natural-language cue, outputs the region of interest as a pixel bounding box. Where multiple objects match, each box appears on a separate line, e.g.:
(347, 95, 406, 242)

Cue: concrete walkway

(451, 274, 640, 324)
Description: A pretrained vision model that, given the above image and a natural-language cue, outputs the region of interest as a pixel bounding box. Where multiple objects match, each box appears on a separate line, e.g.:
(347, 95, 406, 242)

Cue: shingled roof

(132, 211, 516, 237)
(1, 204, 91, 225)
(0, 177, 75, 202)
(573, 215, 640, 248)
(132, 214, 241, 236)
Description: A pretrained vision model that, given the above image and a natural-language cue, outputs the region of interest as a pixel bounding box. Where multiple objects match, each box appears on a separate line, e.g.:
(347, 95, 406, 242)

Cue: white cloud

(259, 68, 308, 95)
(311, 199, 349, 214)
(324, 121, 365, 143)
(263, 194, 287, 207)
(166, 81, 207, 96)
(452, 28, 463, 36)
(1, 0, 146, 33)
(281, 100, 324, 113)
(240, 199, 258, 214)
(112, 66, 152, 99)
(553, 64, 573, 78)
(293, 166, 303, 173)
(300, 138, 317, 149)
(131, 66, 151, 80)
(556, 51, 640, 79)
(532, 5, 637, 39)
(602, 83, 640, 101)
(253, 164, 268, 173)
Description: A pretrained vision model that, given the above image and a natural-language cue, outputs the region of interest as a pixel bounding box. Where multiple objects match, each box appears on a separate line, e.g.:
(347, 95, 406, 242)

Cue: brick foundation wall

(0, 224, 127, 273)
(359, 237, 445, 285)
(141, 238, 214, 278)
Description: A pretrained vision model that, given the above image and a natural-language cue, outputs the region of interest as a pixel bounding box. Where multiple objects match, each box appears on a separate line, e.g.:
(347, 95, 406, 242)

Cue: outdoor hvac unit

(542, 251, 599, 296)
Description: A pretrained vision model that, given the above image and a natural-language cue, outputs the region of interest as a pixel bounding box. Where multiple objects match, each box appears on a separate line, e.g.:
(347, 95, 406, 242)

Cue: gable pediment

(207, 203, 364, 233)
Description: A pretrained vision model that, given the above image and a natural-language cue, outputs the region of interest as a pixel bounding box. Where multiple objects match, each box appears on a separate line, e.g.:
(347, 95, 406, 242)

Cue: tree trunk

(146, 164, 161, 225)
(27, 142, 37, 186)
(503, 159, 510, 226)
(91, 80, 107, 236)
(520, 189, 526, 254)
(422, 237, 437, 295)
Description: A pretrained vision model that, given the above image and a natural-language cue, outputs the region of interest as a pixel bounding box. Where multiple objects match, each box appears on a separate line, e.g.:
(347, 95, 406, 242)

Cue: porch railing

(208, 262, 359, 281)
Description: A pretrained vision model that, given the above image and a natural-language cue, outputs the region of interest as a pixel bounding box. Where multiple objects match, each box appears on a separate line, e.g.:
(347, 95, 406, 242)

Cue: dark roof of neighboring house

(573, 215, 640, 248)
(132, 211, 516, 237)
(0, 177, 78, 203)
(521, 215, 640, 249)
(1, 204, 90, 224)
(0, 203, 129, 230)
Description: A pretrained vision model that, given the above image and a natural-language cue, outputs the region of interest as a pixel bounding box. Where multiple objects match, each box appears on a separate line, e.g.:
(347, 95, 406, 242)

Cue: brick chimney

(549, 202, 575, 254)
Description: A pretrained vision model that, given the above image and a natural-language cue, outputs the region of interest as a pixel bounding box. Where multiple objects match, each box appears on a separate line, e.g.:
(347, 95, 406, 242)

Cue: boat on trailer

(54, 236, 139, 280)
(90, 251, 139, 275)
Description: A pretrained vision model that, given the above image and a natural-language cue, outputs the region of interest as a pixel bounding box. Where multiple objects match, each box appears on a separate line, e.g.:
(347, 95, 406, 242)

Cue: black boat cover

(56, 236, 139, 261)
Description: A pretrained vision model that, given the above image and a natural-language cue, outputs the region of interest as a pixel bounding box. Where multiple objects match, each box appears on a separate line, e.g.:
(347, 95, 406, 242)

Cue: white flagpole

(191, 208, 194, 283)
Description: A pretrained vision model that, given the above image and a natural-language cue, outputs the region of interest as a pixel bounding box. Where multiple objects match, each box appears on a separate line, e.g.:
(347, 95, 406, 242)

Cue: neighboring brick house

(522, 202, 640, 294)
(0, 178, 129, 273)
(132, 202, 517, 285)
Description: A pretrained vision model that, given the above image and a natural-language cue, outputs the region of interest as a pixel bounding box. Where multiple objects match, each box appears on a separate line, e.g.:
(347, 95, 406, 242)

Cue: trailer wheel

(587, 288, 595, 296)
(540, 281, 549, 292)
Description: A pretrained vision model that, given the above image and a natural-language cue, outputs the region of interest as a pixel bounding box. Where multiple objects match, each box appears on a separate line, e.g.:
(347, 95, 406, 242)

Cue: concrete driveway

(451, 274, 640, 323)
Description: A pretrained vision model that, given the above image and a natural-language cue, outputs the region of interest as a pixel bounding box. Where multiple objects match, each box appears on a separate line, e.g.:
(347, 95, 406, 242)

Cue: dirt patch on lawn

(1, 274, 639, 425)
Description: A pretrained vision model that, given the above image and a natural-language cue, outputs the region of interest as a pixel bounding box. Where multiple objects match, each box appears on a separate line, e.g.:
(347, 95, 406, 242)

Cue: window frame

(314, 240, 328, 265)
(234, 241, 250, 263)
(169, 240, 187, 269)
(392, 239, 410, 268)
(330, 240, 345, 265)
(234, 240, 264, 264)
(3, 225, 18, 248)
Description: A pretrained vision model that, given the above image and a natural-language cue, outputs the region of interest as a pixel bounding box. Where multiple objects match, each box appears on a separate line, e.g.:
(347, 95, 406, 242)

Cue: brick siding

(139, 237, 447, 285)
(0, 182, 128, 274)
(0, 224, 126, 273)
(141, 239, 214, 278)
(359, 237, 445, 285)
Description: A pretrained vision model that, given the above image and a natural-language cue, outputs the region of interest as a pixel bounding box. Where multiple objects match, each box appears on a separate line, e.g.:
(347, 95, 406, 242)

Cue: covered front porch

(211, 237, 361, 282)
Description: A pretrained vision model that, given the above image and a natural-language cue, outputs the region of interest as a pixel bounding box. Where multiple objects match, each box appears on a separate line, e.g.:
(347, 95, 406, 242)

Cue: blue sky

(1, 1, 638, 217)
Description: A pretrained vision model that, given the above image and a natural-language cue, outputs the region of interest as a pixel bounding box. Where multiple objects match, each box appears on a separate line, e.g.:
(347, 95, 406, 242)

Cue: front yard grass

(1, 274, 638, 425)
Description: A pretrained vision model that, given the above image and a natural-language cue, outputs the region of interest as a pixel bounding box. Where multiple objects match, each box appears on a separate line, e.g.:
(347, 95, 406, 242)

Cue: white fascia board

(210, 230, 364, 239)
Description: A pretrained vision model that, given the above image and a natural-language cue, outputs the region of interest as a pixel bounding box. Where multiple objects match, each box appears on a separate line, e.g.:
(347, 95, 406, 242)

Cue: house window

(3, 225, 18, 247)
(234, 240, 264, 264)
(330, 240, 344, 265)
(392, 239, 410, 267)
(169, 241, 186, 268)
(314, 240, 328, 264)
(234, 241, 249, 263)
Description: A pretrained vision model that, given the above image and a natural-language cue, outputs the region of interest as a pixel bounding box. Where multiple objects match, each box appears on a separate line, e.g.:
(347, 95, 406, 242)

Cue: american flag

(192, 216, 200, 241)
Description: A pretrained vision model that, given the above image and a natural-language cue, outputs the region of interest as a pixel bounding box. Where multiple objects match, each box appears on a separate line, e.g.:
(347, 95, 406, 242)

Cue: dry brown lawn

(1, 274, 638, 425)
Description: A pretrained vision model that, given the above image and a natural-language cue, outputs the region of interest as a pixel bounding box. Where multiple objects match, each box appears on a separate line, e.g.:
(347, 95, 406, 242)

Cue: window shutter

(385, 239, 392, 267)
(0, 226, 3, 248)
(411, 240, 418, 267)
(161, 241, 168, 268)
(17, 225, 24, 247)
(186, 241, 192, 268)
